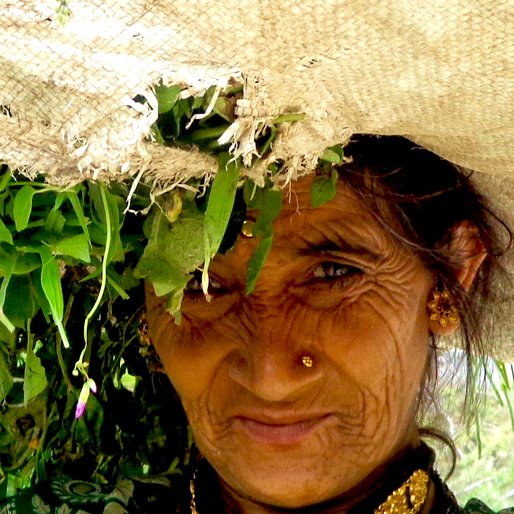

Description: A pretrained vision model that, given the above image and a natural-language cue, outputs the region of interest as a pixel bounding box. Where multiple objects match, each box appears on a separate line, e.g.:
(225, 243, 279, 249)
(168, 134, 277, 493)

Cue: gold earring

(241, 220, 255, 238)
(427, 287, 459, 327)
(301, 355, 314, 368)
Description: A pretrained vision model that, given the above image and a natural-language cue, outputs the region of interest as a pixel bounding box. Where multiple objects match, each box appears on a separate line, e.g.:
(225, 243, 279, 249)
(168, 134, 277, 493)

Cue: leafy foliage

(0, 84, 317, 498)
(134, 197, 205, 321)
(0, 175, 180, 496)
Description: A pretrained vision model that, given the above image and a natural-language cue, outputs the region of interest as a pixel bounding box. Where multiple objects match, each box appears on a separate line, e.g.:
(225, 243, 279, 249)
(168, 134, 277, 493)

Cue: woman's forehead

(249, 175, 369, 218)
(269, 176, 382, 241)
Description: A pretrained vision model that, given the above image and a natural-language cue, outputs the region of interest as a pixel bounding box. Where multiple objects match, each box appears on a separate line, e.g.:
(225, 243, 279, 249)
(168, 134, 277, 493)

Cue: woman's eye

(311, 262, 361, 281)
(185, 270, 224, 294)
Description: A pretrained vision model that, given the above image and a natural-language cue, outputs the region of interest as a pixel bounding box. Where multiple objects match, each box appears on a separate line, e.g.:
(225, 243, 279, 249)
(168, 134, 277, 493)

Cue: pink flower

(74, 400, 86, 420)
(88, 378, 97, 394)
(74, 378, 98, 419)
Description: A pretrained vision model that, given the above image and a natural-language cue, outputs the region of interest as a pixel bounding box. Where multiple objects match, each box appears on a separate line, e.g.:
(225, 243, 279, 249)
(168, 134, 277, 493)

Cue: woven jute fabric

(0, 0, 513, 358)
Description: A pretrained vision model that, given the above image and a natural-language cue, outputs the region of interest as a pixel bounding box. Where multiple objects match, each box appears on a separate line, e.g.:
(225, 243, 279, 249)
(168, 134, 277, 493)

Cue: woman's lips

(232, 414, 331, 445)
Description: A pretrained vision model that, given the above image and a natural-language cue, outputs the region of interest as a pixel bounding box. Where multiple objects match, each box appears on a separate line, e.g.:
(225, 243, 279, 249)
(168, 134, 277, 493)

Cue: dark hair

(333, 135, 512, 467)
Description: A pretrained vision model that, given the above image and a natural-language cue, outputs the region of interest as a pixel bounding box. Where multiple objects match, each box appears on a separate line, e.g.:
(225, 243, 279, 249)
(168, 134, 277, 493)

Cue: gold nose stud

(301, 355, 314, 368)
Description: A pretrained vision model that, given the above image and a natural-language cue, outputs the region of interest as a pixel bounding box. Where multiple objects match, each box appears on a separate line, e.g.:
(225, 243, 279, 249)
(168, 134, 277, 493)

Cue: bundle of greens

(0, 85, 344, 497)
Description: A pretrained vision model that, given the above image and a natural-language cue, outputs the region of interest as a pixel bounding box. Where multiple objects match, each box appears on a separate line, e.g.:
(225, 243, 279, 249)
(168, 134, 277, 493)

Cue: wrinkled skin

(145, 176, 436, 512)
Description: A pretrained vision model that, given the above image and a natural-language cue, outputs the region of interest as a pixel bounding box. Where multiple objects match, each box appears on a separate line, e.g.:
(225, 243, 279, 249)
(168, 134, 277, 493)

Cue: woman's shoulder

(463, 498, 514, 513)
(0, 475, 181, 514)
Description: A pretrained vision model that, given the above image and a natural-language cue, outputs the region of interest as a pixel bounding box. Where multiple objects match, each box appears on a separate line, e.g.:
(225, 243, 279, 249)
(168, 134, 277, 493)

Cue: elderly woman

(141, 135, 511, 514)
(1, 136, 511, 514)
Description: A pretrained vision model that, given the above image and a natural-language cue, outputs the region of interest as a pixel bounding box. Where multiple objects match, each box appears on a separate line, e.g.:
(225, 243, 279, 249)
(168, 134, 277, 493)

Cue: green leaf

(156, 85, 182, 114)
(136, 211, 204, 293)
(65, 190, 91, 245)
(0, 169, 12, 193)
(259, 127, 278, 157)
(0, 321, 15, 348)
(169, 99, 193, 137)
(3, 275, 39, 328)
(0, 246, 16, 279)
(0, 351, 13, 402)
(45, 208, 66, 234)
(116, 266, 140, 294)
(150, 124, 165, 145)
(38, 246, 70, 348)
(165, 289, 186, 324)
(89, 183, 124, 263)
(52, 234, 91, 263)
(120, 369, 137, 393)
(252, 188, 282, 234)
(106, 274, 130, 300)
(13, 254, 41, 275)
(38, 246, 63, 322)
(319, 144, 344, 164)
(134, 206, 205, 320)
(0, 250, 17, 332)
(0, 218, 13, 245)
(246, 234, 273, 295)
(30, 269, 51, 318)
(243, 180, 258, 206)
(13, 185, 36, 232)
(192, 95, 204, 110)
(24, 345, 47, 404)
(203, 154, 240, 292)
(310, 169, 339, 208)
(0, 246, 41, 277)
(245, 186, 282, 294)
(213, 96, 236, 122)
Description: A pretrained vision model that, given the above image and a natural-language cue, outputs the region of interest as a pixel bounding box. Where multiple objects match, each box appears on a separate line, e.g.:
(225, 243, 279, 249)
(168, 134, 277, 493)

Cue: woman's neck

(220, 476, 436, 514)
(216, 441, 437, 514)
(221, 482, 360, 514)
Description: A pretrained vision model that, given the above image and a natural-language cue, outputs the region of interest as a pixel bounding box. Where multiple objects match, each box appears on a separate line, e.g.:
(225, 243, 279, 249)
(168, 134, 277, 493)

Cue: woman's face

(146, 176, 434, 509)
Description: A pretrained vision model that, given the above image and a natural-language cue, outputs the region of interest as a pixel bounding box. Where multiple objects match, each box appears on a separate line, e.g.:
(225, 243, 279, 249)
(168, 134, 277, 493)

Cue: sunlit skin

(145, 175, 474, 514)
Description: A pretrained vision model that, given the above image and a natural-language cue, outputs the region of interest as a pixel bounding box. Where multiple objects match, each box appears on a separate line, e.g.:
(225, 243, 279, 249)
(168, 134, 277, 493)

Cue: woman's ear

(448, 220, 487, 292)
(428, 220, 487, 336)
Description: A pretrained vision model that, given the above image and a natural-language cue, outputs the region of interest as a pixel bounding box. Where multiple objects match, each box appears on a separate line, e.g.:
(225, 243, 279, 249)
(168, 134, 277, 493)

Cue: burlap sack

(0, 0, 513, 357)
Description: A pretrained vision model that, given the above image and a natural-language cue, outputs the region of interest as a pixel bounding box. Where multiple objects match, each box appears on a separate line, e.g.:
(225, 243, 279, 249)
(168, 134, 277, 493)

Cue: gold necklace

(374, 469, 429, 514)
(190, 476, 199, 514)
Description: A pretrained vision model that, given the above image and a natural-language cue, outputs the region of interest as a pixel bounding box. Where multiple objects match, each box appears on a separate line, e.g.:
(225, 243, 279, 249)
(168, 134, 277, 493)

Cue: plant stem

(76, 184, 112, 376)
(187, 125, 229, 142)
(57, 295, 74, 391)
(271, 112, 306, 125)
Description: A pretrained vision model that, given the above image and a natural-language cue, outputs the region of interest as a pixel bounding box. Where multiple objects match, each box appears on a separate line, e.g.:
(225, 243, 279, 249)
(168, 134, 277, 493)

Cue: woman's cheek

(315, 287, 427, 417)
(151, 314, 240, 401)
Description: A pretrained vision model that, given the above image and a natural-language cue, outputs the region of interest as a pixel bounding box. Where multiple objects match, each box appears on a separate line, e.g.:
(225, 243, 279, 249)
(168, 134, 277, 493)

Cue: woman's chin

(222, 471, 338, 510)
(214, 448, 362, 510)
(201, 423, 380, 509)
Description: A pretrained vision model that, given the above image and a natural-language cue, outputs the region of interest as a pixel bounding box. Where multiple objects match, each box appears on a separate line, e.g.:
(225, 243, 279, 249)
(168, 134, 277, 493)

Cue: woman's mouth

(232, 414, 331, 445)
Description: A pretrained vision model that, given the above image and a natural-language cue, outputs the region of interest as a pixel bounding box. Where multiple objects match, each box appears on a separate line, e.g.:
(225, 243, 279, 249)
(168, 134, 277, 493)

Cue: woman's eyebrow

(297, 238, 380, 260)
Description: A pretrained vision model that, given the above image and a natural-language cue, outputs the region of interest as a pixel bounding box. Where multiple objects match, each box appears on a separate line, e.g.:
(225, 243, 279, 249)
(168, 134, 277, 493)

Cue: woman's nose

(228, 331, 324, 402)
